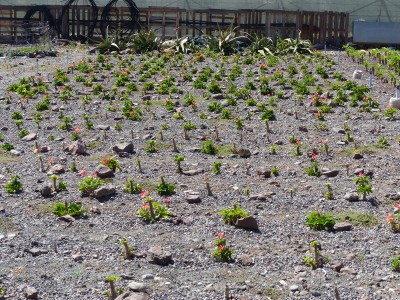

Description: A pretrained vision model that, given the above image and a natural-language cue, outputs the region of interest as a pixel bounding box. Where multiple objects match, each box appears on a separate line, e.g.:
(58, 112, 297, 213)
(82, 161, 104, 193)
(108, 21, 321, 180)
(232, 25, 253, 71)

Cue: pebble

(142, 274, 154, 280)
(289, 284, 299, 292)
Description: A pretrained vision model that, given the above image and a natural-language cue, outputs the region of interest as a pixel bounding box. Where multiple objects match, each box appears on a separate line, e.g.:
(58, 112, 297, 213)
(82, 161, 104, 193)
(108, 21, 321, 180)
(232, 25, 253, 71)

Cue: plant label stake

(36, 58, 39, 74)
(66, 49, 69, 66)
(337, 50, 340, 64)
(324, 42, 327, 55)
(367, 72, 373, 90)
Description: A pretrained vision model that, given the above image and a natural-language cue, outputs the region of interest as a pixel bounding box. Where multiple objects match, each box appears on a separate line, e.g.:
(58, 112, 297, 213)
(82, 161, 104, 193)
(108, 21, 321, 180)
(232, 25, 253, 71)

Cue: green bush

(391, 256, 400, 272)
(78, 176, 104, 196)
(53, 202, 86, 218)
(201, 140, 218, 155)
(219, 202, 250, 225)
(306, 211, 335, 231)
(4, 175, 23, 194)
(157, 177, 175, 196)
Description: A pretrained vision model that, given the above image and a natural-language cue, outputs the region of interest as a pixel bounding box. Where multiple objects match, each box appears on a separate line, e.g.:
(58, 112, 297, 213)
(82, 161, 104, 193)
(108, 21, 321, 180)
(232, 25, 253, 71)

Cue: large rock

(236, 216, 259, 230)
(389, 97, 400, 109)
(237, 254, 254, 266)
(344, 192, 360, 202)
(47, 164, 65, 175)
(25, 248, 48, 257)
(182, 169, 204, 176)
(238, 148, 251, 158)
(112, 142, 134, 154)
(257, 168, 271, 178)
(184, 190, 201, 203)
(128, 282, 148, 293)
(63, 139, 87, 155)
(24, 287, 38, 299)
(21, 133, 37, 141)
(95, 165, 114, 178)
(39, 183, 52, 197)
(147, 246, 173, 266)
(321, 169, 339, 178)
(115, 292, 149, 300)
(94, 185, 116, 198)
(334, 222, 353, 231)
(352, 70, 363, 79)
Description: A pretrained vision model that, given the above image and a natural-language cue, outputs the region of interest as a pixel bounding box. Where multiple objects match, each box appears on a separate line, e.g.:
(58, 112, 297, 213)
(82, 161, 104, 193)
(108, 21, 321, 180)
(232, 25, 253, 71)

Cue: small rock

(10, 149, 21, 156)
(298, 126, 308, 132)
(344, 192, 360, 202)
(330, 261, 343, 272)
(354, 168, 364, 175)
(94, 185, 116, 198)
(237, 254, 254, 266)
(95, 165, 114, 178)
(353, 153, 363, 159)
(72, 253, 84, 262)
(257, 168, 271, 178)
(26, 248, 48, 257)
(289, 284, 299, 292)
(334, 222, 353, 231)
(147, 246, 173, 266)
(311, 290, 322, 297)
(96, 125, 110, 130)
(47, 164, 65, 175)
(21, 133, 37, 141)
(24, 286, 38, 299)
(184, 190, 201, 204)
(321, 169, 339, 178)
(112, 142, 134, 154)
(212, 93, 224, 99)
(340, 266, 358, 275)
(238, 148, 251, 158)
(128, 281, 147, 292)
(39, 184, 52, 197)
(142, 274, 154, 280)
(352, 70, 363, 79)
(63, 139, 87, 155)
(58, 215, 75, 222)
(182, 169, 204, 176)
(115, 292, 149, 300)
(236, 216, 259, 230)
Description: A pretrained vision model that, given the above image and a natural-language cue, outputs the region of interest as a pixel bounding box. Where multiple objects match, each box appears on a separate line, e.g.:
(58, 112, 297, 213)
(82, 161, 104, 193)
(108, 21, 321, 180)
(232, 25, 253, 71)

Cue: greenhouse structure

(0, 0, 399, 45)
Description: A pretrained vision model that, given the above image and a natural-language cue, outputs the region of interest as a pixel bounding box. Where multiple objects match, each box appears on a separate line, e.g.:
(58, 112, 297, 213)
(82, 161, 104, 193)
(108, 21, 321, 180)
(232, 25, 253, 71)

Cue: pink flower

(358, 172, 364, 177)
(321, 139, 328, 144)
(92, 172, 98, 177)
(47, 157, 54, 165)
(73, 127, 81, 134)
(142, 202, 149, 209)
(78, 169, 88, 177)
(295, 140, 301, 145)
(311, 153, 318, 160)
(140, 190, 149, 198)
(387, 214, 395, 223)
(219, 245, 225, 251)
(394, 203, 400, 209)
(164, 198, 171, 206)
(216, 232, 225, 239)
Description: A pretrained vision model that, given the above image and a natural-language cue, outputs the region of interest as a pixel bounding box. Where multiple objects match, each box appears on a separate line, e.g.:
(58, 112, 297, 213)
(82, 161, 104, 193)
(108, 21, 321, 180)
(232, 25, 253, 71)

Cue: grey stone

(311, 290, 322, 297)
(330, 261, 343, 272)
(147, 246, 173, 266)
(340, 266, 358, 275)
(115, 292, 149, 300)
(352, 70, 363, 79)
(47, 164, 65, 175)
(237, 254, 254, 266)
(238, 148, 251, 158)
(321, 169, 339, 178)
(96, 124, 110, 130)
(21, 133, 37, 141)
(353, 153, 363, 159)
(354, 168, 364, 175)
(72, 253, 84, 261)
(184, 190, 201, 204)
(40, 184, 52, 197)
(344, 192, 360, 202)
(95, 164, 114, 178)
(26, 247, 48, 257)
(289, 285, 299, 292)
(182, 168, 204, 176)
(112, 142, 134, 154)
(142, 274, 154, 280)
(298, 126, 308, 132)
(128, 281, 147, 292)
(211, 93, 224, 99)
(25, 286, 38, 299)
(63, 139, 87, 155)
(257, 168, 271, 178)
(58, 215, 75, 222)
(10, 149, 21, 156)
(94, 185, 116, 198)
(334, 222, 353, 231)
(236, 216, 259, 230)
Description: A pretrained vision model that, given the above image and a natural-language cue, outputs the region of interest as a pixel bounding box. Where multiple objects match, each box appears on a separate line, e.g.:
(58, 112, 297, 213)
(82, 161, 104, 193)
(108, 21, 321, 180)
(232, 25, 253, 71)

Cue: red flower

(92, 172, 98, 177)
(47, 157, 54, 165)
(362, 96, 367, 102)
(394, 203, 400, 209)
(321, 139, 328, 144)
(73, 127, 81, 134)
(142, 202, 149, 209)
(295, 140, 301, 145)
(216, 232, 225, 239)
(387, 214, 395, 223)
(311, 153, 318, 160)
(358, 172, 364, 177)
(219, 245, 225, 251)
(164, 198, 171, 206)
(140, 190, 149, 198)
(78, 169, 87, 177)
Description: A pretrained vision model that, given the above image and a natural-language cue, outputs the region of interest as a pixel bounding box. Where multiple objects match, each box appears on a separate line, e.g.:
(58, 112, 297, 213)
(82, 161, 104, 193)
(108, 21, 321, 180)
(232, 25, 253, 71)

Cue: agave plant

(247, 33, 275, 53)
(93, 27, 126, 54)
(162, 36, 197, 54)
(129, 29, 162, 53)
(205, 25, 247, 55)
(259, 31, 313, 56)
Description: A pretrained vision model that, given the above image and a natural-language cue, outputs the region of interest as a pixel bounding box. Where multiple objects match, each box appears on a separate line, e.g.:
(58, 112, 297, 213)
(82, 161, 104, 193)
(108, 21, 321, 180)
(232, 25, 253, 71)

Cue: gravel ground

(0, 45, 400, 300)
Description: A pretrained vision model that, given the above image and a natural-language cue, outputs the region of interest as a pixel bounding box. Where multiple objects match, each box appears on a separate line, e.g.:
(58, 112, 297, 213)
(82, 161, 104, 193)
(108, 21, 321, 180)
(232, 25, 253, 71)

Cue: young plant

(4, 175, 23, 194)
(123, 178, 142, 194)
(306, 211, 335, 231)
(174, 155, 185, 173)
(212, 161, 222, 174)
(211, 232, 235, 262)
(105, 275, 121, 300)
(120, 238, 134, 259)
(145, 140, 157, 153)
(386, 205, 400, 233)
(355, 172, 372, 201)
(100, 156, 121, 172)
(157, 176, 175, 196)
(324, 182, 334, 200)
(137, 191, 172, 222)
(53, 201, 86, 218)
(219, 202, 250, 225)
(305, 153, 321, 177)
(271, 166, 279, 176)
(78, 176, 104, 196)
(391, 256, 400, 272)
(292, 140, 302, 156)
(302, 241, 329, 269)
(201, 140, 218, 155)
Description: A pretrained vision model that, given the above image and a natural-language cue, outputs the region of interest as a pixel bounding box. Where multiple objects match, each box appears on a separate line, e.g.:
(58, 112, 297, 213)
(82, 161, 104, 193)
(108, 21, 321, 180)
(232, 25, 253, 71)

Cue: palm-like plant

(129, 29, 162, 53)
(205, 25, 247, 55)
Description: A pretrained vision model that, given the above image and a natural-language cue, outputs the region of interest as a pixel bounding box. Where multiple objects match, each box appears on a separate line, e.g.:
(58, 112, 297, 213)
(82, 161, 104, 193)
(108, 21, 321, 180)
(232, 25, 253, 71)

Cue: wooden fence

(0, 4, 349, 46)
